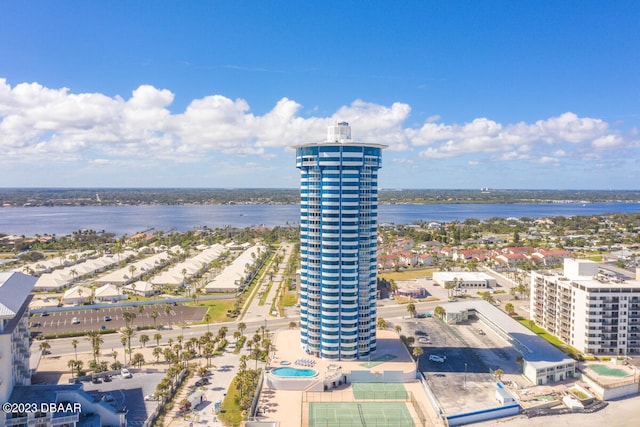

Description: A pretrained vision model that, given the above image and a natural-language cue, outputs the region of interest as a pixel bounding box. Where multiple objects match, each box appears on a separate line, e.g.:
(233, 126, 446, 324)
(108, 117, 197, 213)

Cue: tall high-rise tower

(294, 122, 386, 360)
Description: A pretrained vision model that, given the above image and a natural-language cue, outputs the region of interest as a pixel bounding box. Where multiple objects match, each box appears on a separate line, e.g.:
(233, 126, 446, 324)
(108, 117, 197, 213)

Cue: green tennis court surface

(309, 402, 414, 427)
(352, 383, 408, 400)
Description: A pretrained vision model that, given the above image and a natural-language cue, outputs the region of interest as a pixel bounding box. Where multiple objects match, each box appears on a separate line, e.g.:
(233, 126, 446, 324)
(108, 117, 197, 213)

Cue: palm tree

(121, 327, 136, 364)
(71, 339, 79, 361)
(494, 368, 504, 382)
(406, 303, 417, 318)
(218, 326, 228, 341)
(120, 336, 127, 364)
(203, 313, 211, 333)
(445, 279, 456, 298)
(151, 310, 159, 329)
(394, 325, 402, 335)
(132, 352, 145, 368)
(122, 311, 136, 328)
(128, 265, 137, 282)
(237, 322, 246, 336)
(139, 334, 150, 348)
(434, 306, 446, 319)
(68, 359, 77, 378)
(377, 317, 388, 329)
(85, 331, 103, 362)
(39, 340, 51, 357)
(412, 347, 423, 368)
(153, 332, 162, 347)
(152, 347, 163, 364)
(288, 321, 297, 329)
(202, 342, 215, 366)
(505, 302, 515, 314)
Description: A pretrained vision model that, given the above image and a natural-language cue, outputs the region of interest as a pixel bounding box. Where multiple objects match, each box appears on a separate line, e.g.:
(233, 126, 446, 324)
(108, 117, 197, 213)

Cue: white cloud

(535, 156, 560, 164)
(0, 79, 635, 178)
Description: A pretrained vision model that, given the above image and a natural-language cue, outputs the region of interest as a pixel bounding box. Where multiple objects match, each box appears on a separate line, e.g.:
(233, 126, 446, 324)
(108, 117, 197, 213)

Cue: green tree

(71, 339, 78, 361)
(153, 332, 162, 347)
(505, 302, 515, 314)
(151, 310, 159, 329)
(131, 352, 145, 368)
(412, 347, 423, 368)
(406, 303, 417, 318)
(38, 341, 51, 356)
(139, 334, 150, 348)
(121, 327, 136, 364)
(152, 347, 163, 364)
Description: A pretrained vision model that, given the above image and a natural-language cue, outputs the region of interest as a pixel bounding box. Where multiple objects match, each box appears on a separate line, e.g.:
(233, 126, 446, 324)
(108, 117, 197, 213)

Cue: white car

(121, 368, 132, 378)
(429, 354, 446, 363)
(418, 337, 431, 344)
(144, 394, 159, 401)
(71, 317, 80, 324)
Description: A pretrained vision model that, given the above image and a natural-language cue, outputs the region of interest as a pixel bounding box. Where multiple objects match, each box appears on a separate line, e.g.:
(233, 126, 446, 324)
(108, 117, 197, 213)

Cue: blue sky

(1, 1, 639, 189)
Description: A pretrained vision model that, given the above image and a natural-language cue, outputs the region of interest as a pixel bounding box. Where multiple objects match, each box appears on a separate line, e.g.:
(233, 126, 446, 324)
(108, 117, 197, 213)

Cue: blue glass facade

(294, 123, 384, 360)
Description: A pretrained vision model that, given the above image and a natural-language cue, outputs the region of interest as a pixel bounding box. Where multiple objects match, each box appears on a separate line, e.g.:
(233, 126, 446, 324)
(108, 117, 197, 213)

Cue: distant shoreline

(1, 188, 639, 208)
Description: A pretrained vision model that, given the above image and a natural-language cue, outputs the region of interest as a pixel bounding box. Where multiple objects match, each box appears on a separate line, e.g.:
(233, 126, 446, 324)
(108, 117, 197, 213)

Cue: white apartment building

(531, 258, 640, 356)
(1, 272, 124, 426)
(0, 272, 35, 403)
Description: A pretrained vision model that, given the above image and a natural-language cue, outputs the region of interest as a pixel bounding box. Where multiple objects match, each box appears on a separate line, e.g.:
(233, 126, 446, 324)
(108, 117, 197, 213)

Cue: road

(32, 299, 444, 357)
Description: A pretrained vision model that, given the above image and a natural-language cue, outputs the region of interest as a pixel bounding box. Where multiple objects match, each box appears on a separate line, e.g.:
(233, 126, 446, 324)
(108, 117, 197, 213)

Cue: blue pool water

(271, 367, 318, 377)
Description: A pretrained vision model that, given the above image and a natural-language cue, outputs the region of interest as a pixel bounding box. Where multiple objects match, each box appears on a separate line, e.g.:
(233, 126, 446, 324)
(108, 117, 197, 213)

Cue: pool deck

(268, 328, 416, 382)
(256, 328, 431, 427)
(579, 361, 636, 386)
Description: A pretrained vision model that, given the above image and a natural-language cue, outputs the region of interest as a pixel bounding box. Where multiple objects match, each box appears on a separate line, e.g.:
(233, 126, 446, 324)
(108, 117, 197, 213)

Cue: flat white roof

(442, 299, 575, 371)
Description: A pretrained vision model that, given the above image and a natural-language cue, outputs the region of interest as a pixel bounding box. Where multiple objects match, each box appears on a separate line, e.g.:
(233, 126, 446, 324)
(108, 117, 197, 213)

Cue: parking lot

(30, 304, 208, 335)
(82, 370, 166, 426)
(394, 315, 510, 416)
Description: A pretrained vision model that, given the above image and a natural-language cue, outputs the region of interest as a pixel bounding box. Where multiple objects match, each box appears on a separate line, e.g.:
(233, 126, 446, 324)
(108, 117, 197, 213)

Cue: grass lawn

(379, 268, 435, 281)
(282, 292, 297, 306)
(218, 377, 243, 426)
(515, 316, 581, 358)
(195, 299, 238, 323)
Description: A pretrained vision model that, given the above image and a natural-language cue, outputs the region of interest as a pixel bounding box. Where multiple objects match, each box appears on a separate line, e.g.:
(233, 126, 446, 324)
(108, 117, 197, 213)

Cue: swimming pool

(590, 364, 630, 377)
(271, 367, 318, 377)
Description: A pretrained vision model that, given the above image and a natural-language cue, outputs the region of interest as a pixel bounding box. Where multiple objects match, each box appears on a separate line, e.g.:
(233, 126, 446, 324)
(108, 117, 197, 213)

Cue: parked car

(429, 354, 446, 363)
(121, 368, 132, 378)
(104, 315, 112, 321)
(144, 394, 159, 401)
(41, 312, 49, 317)
(195, 377, 210, 386)
(71, 317, 80, 324)
(418, 337, 431, 344)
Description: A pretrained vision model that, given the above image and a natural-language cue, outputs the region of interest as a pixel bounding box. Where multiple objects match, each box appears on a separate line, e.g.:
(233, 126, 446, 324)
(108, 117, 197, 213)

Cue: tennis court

(352, 383, 408, 400)
(309, 402, 415, 427)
